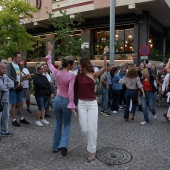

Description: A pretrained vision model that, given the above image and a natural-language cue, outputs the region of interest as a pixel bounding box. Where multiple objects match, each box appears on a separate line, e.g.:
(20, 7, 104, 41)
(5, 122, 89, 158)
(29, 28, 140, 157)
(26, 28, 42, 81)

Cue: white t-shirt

(43, 72, 52, 82)
(21, 68, 30, 88)
(12, 62, 20, 83)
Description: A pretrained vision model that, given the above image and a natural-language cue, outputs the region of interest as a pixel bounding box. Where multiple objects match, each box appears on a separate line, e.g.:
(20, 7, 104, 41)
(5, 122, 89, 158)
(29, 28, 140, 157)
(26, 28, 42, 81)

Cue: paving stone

(0, 103, 170, 169)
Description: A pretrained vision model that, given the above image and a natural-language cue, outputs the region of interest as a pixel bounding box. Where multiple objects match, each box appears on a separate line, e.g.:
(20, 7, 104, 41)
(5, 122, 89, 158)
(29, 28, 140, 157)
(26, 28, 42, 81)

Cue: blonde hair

(142, 68, 149, 75)
(36, 64, 43, 73)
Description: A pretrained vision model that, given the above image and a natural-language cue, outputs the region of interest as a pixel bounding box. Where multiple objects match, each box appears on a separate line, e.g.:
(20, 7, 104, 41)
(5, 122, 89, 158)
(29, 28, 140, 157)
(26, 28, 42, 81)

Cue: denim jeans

(111, 90, 120, 111)
(52, 95, 72, 152)
(124, 89, 138, 119)
(141, 92, 156, 122)
(78, 99, 98, 153)
(35, 97, 48, 111)
(101, 88, 108, 111)
(0, 102, 9, 135)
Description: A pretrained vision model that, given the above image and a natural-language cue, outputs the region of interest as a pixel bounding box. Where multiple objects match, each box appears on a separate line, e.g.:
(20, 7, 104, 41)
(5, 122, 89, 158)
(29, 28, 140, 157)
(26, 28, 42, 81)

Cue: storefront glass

(94, 27, 134, 60)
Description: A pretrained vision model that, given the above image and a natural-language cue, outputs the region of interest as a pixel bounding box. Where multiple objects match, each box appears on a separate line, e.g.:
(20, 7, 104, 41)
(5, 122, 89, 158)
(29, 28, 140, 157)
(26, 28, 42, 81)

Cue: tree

(149, 48, 163, 62)
(0, 0, 38, 59)
(49, 9, 83, 59)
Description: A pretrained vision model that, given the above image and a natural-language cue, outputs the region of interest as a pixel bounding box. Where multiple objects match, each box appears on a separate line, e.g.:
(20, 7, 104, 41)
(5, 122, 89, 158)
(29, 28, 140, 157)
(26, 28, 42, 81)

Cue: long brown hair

(126, 68, 138, 78)
(110, 67, 118, 77)
(79, 58, 94, 75)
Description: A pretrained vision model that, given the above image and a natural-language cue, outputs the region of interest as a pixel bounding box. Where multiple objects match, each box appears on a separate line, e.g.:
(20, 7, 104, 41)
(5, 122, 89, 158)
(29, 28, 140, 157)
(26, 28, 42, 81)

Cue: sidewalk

(0, 103, 170, 170)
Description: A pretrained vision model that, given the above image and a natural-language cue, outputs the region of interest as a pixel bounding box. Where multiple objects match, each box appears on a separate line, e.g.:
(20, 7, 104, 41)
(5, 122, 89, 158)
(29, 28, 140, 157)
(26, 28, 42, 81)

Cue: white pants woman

(78, 99, 98, 154)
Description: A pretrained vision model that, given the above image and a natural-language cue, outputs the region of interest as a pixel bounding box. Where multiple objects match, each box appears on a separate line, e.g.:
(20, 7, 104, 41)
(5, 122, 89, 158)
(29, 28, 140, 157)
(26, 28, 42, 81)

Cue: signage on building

(81, 42, 89, 49)
(139, 44, 150, 56)
(141, 56, 148, 60)
(36, 0, 41, 9)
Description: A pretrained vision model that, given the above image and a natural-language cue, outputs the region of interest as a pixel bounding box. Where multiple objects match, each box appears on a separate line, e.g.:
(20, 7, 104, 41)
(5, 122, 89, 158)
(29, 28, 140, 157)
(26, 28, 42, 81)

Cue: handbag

(0, 91, 4, 112)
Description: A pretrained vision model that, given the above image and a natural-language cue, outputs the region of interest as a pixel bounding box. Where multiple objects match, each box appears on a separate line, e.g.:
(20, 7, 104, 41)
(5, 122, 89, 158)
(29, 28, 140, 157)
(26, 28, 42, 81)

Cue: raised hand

(47, 42, 53, 55)
(104, 46, 109, 54)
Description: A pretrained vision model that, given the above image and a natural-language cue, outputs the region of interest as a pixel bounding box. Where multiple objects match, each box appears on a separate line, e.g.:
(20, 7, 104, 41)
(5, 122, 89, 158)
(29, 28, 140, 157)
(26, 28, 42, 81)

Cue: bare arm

(93, 46, 109, 78)
(166, 58, 170, 73)
(140, 87, 145, 98)
(45, 42, 58, 75)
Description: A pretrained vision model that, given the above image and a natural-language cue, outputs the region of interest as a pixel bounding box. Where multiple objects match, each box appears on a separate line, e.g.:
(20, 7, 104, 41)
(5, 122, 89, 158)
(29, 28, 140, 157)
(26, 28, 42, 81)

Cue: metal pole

(110, 0, 116, 64)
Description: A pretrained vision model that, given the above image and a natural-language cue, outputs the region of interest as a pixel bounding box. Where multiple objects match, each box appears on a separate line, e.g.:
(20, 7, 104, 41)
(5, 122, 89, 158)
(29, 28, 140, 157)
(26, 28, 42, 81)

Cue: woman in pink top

(74, 46, 108, 162)
(45, 42, 76, 156)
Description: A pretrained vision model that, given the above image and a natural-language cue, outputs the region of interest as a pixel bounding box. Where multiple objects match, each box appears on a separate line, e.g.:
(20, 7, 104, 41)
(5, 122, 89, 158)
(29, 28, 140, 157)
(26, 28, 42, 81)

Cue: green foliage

(49, 9, 83, 58)
(0, 0, 38, 59)
(149, 48, 163, 61)
(28, 36, 45, 61)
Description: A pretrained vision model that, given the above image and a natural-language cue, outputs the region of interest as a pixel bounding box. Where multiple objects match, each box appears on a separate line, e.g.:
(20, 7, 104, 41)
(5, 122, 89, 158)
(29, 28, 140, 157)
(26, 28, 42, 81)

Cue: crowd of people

(0, 42, 170, 162)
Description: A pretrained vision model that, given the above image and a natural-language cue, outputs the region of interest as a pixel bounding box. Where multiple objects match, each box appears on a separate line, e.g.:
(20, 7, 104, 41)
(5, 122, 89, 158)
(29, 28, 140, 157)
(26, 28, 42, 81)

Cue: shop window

(125, 28, 134, 52)
(95, 29, 109, 55)
(115, 30, 124, 53)
(94, 27, 134, 57)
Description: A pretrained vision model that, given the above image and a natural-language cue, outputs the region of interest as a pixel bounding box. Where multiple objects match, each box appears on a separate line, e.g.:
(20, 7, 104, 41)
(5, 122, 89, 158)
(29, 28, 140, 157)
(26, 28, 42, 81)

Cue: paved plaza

(0, 102, 170, 170)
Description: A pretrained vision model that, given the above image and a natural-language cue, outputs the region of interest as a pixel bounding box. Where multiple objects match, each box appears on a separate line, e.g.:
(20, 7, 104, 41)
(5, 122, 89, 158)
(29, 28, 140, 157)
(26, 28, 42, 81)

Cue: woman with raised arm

(74, 46, 109, 162)
(45, 42, 76, 156)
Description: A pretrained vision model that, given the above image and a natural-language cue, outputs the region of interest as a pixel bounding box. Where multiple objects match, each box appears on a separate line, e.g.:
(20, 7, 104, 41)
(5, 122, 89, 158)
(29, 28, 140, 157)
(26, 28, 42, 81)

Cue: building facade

(25, 0, 170, 66)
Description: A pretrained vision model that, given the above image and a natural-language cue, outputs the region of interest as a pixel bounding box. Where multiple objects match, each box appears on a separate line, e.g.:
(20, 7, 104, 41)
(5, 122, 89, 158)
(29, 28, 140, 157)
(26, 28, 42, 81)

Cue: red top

(75, 74, 96, 100)
(142, 80, 152, 91)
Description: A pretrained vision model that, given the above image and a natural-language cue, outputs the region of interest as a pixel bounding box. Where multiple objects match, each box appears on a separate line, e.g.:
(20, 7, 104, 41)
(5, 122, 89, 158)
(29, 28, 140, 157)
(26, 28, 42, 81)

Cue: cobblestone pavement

(0, 102, 170, 170)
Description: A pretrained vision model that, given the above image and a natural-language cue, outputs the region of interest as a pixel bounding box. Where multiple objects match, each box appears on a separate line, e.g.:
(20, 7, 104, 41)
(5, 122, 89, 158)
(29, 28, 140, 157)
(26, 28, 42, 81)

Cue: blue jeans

(0, 102, 9, 135)
(124, 89, 138, 119)
(52, 95, 72, 152)
(101, 88, 108, 111)
(111, 90, 120, 111)
(141, 92, 156, 122)
(35, 97, 48, 111)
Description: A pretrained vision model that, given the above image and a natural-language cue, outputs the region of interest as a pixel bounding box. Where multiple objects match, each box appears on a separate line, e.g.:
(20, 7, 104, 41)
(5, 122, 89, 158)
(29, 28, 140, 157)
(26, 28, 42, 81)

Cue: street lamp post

(110, 0, 116, 64)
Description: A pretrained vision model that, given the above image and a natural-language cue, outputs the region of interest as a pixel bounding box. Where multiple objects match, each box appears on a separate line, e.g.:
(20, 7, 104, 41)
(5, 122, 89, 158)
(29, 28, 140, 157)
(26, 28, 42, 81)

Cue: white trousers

(78, 99, 98, 153)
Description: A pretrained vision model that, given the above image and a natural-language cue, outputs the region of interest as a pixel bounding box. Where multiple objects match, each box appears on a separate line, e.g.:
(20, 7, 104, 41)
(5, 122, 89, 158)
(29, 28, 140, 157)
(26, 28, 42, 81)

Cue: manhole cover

(96, 147, 133, 166)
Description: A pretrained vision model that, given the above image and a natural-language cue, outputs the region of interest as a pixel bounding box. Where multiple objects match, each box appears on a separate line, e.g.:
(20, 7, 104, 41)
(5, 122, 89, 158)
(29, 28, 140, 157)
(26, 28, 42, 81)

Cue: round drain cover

(96, 147, 133, 165)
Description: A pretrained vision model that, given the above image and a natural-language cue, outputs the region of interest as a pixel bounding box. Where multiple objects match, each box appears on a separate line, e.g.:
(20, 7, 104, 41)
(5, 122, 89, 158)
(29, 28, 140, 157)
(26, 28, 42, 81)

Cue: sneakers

(153, 114, 157, 119)
(103, 111, 111, 116)
(35, 120, 43, 126)
(87, 152, 96, 162)
(112, 111, 117, 114)
(119, 105, 124, 109)
(1, 132, 13, 137)
(20, 119, 30, 125)
(12, 120, 20, 127)
(100, 110, 104, 114)
(26, 109, 32, 114)
(140, 121, 148, 125)
(41, 119, 49, 125)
